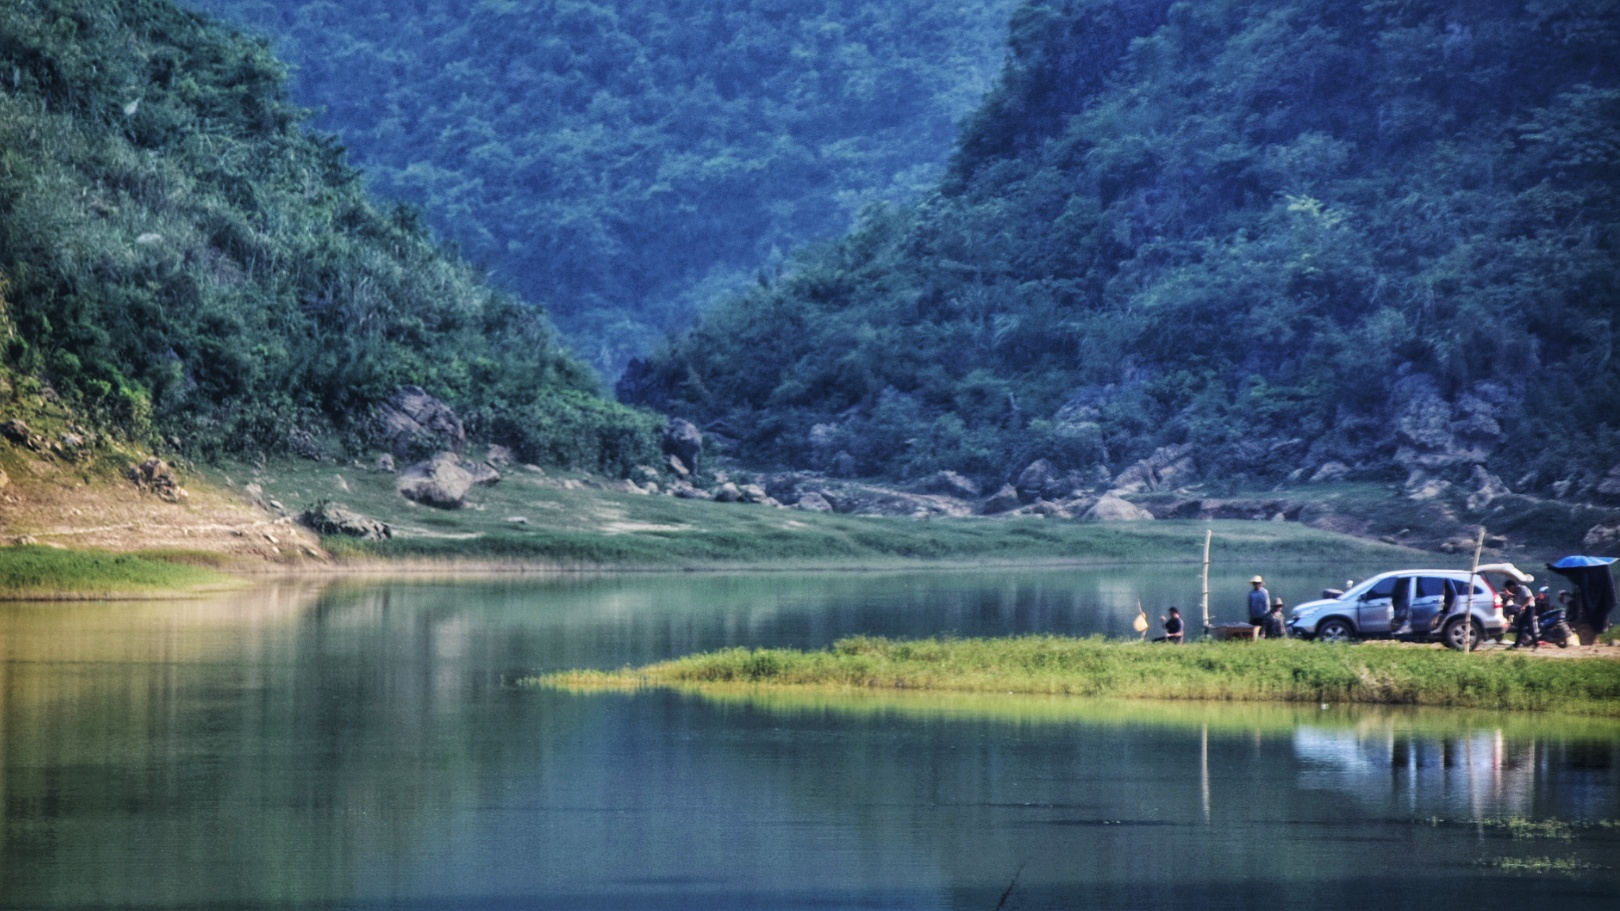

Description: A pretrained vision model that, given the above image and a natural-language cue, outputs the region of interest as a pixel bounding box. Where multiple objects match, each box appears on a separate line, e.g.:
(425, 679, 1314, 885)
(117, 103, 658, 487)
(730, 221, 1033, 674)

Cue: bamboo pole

(1463, 525, 1486, 651)
(1201, 528, 1212, 635)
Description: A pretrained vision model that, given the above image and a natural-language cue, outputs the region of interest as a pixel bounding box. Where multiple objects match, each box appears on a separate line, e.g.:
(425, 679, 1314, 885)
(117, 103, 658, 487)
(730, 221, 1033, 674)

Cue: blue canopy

(1550, 555, 1618, 568)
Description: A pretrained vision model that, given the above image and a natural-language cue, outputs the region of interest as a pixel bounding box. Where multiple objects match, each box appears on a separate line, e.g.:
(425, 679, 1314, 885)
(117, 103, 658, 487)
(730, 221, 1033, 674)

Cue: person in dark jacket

(1507, 580, 1538, 650)
(1161, 607, 1185, 644)
(1262, 597, 1288, 639)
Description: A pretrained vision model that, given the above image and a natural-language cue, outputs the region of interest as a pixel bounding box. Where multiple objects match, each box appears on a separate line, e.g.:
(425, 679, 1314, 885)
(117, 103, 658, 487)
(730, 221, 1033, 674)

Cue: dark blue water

(2, 568, 1616, 909)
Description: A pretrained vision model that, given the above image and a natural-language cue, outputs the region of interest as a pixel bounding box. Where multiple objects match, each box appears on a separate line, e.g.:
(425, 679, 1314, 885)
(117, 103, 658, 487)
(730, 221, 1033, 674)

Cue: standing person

(1248, 576, 1270, 630)
(1263, 597, 1288, 639)
(1161, 607, 1185, 644)
(1507, 579, 1538, 650)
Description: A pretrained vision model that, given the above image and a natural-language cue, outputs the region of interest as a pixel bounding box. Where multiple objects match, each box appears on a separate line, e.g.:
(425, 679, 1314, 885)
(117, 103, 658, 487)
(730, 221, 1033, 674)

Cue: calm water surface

(2, 566, 1617, 909)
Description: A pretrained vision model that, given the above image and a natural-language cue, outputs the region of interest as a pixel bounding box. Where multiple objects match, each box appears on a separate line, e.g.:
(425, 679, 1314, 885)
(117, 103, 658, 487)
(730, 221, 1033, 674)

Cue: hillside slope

(0, 0, 659, 475)
(182, 0, 1016, 375)
(624, 0, 1620, 503)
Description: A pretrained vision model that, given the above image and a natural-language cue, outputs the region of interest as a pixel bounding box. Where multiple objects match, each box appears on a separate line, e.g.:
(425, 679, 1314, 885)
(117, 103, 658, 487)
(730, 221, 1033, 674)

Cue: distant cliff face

(0, 0, 659, 474)
(624, 0, 1620, 500)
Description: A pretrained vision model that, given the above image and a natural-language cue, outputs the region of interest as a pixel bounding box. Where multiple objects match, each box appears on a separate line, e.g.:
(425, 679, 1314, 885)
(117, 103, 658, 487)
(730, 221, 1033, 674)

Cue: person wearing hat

(1248, 575, 1271, 629)
(1263, 597, 1288, 639)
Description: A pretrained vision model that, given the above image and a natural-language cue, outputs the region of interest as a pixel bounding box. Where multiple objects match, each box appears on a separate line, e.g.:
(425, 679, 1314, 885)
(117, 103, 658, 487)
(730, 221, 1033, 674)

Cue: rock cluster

(128, 457, 187, 502)
(300, 502, 392, 541)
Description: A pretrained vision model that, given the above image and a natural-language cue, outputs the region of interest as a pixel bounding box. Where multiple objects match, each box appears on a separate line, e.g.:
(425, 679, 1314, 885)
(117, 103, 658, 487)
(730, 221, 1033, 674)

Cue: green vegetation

(627, 0, 1620, 495)
(184, 0, 1016, 374)
(234, 455, 1420, 565)
(543, 635, 1620, 715)
(0, 545, 235, 599)
(0, 0, 658, 472)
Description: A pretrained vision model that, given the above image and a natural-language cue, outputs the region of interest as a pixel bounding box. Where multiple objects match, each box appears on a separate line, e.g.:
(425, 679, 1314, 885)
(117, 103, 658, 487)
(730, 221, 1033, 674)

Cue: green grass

(0, 546, 236, 599)
(539, 636, 1620, 716)
(220, 457, 1424, 568)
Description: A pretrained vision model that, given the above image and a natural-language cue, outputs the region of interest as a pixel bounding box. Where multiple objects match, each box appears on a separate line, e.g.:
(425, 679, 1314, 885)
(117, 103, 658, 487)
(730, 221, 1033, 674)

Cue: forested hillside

(183, 0, 1016, 374)
(0, 0, 659, 472)
(625, 0, 1620, 500)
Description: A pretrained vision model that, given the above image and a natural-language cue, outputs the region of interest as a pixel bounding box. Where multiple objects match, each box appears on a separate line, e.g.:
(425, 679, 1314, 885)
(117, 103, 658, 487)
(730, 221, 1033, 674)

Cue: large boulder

(1015, 459, 1060, 503)
(916, 470, 982, 500)
(662, 418, 703, 475)
(792, 491, 834, 512)
(374, 386, 465, 458)
(397, 452, 474, 509)
(1083, 494, 1154, 522)
(979, 484, 1023, 515)
(301, 502, 391, 541)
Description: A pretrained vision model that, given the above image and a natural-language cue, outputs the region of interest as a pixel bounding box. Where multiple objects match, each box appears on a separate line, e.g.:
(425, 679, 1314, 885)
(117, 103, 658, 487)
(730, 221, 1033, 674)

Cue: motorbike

(1515, 604, 1574, 648)
(1537, 604, 1574, 647)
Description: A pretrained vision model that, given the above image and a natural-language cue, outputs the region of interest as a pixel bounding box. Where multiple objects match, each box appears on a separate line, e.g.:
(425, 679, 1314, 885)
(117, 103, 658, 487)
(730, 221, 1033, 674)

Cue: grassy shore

(218, 457, 1427, 567)
(0, 546, 238, 600)
(541, 635, 1620, 716)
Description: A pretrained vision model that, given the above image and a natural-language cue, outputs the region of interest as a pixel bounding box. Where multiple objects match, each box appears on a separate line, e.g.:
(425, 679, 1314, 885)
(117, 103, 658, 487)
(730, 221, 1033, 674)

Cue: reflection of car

(1288, 570, 1506, 650)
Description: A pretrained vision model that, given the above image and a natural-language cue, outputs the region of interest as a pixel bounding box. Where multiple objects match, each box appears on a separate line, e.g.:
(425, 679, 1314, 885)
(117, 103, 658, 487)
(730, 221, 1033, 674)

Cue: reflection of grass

(1480, 856, 1592, 874)
(0, 546, 236, 599)
(558, 686, 1620, 743)
(1431, 817, 1582, 840)
(541, 635, 1620, 716)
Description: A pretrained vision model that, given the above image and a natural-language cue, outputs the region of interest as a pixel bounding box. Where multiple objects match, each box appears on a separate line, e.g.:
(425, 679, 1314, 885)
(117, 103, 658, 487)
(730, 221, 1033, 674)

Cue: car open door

(1357, 575, 1401, 635)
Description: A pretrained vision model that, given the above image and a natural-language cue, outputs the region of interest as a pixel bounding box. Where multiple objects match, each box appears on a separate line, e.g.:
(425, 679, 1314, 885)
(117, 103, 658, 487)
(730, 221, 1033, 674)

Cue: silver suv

(1287, 570, 1506, 650)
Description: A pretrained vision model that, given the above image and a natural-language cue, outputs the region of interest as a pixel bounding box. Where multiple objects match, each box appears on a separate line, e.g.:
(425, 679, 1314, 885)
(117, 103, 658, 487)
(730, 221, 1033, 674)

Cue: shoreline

(538, 635, 1620, 717)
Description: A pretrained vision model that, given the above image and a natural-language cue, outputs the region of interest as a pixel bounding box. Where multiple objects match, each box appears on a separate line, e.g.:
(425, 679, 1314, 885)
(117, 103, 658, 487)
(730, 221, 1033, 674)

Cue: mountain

(182, 0, 1017, 376)
(0, 0, 659, 474)
(622, 0, 1620, 501)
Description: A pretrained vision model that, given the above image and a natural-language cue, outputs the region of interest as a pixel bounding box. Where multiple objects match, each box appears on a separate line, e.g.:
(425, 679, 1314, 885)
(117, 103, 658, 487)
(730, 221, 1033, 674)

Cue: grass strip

(0, 546, 236, 599)
(540, 635, 1620, 716)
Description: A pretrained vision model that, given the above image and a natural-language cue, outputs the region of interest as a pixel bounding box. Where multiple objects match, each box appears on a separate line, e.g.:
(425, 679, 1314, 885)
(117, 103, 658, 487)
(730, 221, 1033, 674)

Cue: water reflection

(1, 572, 1616, 910)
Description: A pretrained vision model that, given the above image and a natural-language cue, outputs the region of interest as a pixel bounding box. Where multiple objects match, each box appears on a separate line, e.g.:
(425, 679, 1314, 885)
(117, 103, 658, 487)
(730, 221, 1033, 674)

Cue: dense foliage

(0, 0, 660, 472)
(183, 0, 1016, 375)
(627, 0, 1620, 493)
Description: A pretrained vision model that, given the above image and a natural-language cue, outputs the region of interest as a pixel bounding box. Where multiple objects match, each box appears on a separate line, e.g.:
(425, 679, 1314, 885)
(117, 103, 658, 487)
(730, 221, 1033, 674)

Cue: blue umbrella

(1550, 555, 1618, 569)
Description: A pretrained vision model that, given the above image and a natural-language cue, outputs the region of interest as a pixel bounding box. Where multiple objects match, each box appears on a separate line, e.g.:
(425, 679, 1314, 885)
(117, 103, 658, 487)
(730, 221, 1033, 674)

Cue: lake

(2, 566, 1617, 909)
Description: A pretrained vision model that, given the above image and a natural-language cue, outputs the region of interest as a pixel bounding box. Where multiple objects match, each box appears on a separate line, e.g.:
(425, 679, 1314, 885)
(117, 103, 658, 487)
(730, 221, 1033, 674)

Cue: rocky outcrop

(1083, 494, 1154, 521)
(662, 418, 703, 475)
(1584, 523, 1620, 551)
(397, 452, 474, 508)
(1308, 461, 1351, 483)
(128, 457, 187, 502)
(1110, 444, 1195, 494)
(374, 386, 465, 458)
(1464, 465, 1511, 512)
(0, 419, 45, 452)
(300, 502, 392, 541)
(1390, 374, 1507, 472)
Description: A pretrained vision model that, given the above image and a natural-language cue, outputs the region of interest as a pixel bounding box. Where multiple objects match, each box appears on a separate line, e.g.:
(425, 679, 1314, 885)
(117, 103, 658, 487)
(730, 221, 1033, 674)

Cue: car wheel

(1442, 617, 1484, 651)
(1316, 618, 1355, 643)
